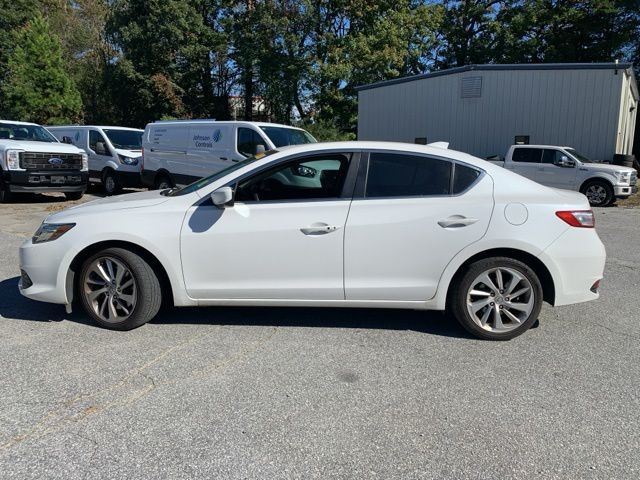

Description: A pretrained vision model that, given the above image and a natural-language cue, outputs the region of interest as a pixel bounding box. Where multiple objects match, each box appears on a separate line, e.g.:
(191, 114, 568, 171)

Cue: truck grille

(19, 152, 83, 171)
(631, 171, 637, 186)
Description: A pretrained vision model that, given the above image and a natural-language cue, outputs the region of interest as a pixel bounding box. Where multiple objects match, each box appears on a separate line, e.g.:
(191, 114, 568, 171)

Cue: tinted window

(542, 149, 562, 165)
(237, 128, 267, 157)
(260, 127, 316, 147)
(235, 154, 350, 202)
(512, 148, 542, 163)
(365, 153, 452, 198)
(89, 130, 108, 153)
(453, 164, 481, 194)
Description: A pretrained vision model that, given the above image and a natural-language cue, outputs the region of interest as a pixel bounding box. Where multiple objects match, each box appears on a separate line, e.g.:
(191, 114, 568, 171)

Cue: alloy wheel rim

(585, 185, 606, 204)
(83, 256, 137, 323)
(466, 267, 534, 333)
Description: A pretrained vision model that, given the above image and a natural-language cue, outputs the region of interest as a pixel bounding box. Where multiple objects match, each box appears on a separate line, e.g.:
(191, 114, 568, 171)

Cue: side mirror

(95, 141, 107, 155)
(255, 144, 266, 155)
(62, 136, 73, 144)
(211, 186, 234, 208)
(555, 155, 575, 168)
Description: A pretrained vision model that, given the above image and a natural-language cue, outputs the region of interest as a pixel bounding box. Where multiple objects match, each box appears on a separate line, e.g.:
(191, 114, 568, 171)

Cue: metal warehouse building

(357, 63, 638, 161)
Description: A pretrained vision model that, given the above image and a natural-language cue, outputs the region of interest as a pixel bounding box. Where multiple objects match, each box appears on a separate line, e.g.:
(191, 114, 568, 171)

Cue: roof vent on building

(461, 76, 482, 98)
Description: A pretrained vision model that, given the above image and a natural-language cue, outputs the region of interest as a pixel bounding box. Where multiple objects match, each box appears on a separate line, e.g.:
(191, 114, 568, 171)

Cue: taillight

(555, 210, 595, 228)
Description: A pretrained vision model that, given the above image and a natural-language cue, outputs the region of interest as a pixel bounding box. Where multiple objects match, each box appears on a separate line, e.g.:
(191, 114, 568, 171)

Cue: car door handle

(438, 216, 479, 228)
(220, 157, 228, 161)
(300, 223, 340, 235)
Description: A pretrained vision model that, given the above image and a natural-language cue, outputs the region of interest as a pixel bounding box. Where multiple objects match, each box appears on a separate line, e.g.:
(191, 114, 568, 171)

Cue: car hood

(0, 140, 84, 154)
(114, 148, 142, 158)
(583, 162, 635, 174)
(46, 190, 170, 222)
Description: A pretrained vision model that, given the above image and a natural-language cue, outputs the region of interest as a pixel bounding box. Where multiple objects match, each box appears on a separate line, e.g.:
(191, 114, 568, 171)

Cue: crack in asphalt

(0, 326, 278, 452)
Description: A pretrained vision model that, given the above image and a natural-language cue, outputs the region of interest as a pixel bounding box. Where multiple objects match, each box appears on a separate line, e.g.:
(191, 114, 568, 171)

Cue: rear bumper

(3, 170, 87, 193)
(538, 227, 606, 306)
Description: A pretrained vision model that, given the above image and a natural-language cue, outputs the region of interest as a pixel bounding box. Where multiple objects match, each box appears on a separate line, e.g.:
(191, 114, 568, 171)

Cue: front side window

(89, 130, 109, 154)
(235, 154, 350, 202)
(365, 152, 452, 198)
(237, 128, 267, 157)
(512, 148, 542, 163)
(542, 149, 563, 165)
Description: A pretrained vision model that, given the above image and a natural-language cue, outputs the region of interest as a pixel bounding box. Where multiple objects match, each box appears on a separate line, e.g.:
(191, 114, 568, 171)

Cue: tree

(2, 15, 82, 124)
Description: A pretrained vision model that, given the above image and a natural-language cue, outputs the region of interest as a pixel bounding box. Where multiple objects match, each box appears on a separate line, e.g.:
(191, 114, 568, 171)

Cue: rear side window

(365, 153, 452, 198)
(512, 148, 542, 163)
(453, 164, 481, 194)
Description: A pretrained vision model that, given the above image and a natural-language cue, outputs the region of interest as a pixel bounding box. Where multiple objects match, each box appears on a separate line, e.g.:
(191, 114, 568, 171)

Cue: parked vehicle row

(19, 141, 606, 340)
(487, 144, 638, 207)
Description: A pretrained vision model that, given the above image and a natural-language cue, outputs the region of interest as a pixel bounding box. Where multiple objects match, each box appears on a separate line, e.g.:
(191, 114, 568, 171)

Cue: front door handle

(300, 223, 340, 235)
(438, 215, 479, 229)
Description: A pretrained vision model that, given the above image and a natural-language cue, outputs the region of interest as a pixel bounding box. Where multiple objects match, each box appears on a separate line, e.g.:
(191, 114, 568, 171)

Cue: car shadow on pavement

(0, 276, 472, 339)
(0, 277, 92, 326)
(151, 306, 472, 339)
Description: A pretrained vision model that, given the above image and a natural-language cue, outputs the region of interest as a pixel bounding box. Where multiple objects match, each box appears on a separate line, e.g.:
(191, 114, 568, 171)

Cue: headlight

(32, 223, 75, 244)
(81, 153, 89, 172)
(618, 172, 631, 184)
(118, 154, 139, 166)
(5, 149, 24, 171)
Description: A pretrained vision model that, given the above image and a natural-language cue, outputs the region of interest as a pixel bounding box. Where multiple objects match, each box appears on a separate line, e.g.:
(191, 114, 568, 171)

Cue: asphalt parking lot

(0, 192, 639, 479)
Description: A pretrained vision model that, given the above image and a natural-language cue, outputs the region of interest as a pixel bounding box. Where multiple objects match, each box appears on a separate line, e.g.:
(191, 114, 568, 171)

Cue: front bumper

(614, 184, 637, 197)
(19, 237, 72, 305)
(3, 169, 88, 193)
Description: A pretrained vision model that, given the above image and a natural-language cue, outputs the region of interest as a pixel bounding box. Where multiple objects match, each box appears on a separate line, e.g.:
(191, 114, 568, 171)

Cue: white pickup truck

(487, 145, 637, 207)
(1, 120, 89, 203)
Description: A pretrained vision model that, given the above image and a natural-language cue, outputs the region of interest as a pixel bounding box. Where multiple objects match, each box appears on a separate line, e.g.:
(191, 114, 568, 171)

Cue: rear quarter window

(452, 164, 482, 194)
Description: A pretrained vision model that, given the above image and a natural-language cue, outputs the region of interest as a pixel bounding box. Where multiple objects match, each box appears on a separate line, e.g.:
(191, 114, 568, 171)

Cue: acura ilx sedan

(19, 142, 605, 340)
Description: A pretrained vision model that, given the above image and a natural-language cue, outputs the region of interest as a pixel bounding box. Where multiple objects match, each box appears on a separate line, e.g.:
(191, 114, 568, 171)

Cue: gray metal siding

(358, 68, 624, 161)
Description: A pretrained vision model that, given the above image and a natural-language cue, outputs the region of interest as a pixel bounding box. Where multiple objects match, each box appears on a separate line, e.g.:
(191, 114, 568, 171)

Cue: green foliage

(2, 15, 82, 124)
(302, 120, 357, 142)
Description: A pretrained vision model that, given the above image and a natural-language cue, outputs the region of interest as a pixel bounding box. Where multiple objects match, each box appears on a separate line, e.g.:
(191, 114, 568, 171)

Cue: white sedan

(19, 142, 606, 340)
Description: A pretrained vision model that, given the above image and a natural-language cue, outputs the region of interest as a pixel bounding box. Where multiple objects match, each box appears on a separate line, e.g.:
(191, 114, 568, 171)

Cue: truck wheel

(64, 191, 84, 201)
(154, 174, 173, 190)
(102, 169, 121, 196)
(449, 257, 543, 341)
(78, 247, 162, 330)
(581, 180, 614, 207)
(0, 182, 12, 203)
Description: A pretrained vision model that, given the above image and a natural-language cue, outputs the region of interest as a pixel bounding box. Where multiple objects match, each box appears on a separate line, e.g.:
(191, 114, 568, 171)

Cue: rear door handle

(300, 223, 340, 235)
(438, 216, 479, 228)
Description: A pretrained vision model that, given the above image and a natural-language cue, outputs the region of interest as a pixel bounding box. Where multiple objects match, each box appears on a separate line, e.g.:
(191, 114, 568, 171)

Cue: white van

(48, 125, 144, 195)
(141, 120, 316, 189)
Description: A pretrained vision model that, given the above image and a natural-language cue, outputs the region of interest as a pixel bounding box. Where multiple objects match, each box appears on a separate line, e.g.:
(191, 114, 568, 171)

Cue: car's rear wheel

(154, 174, 173, 190)
(450, 257, 543, 340)
(581, 180, 614, 207)
(79, 247, 162, 330)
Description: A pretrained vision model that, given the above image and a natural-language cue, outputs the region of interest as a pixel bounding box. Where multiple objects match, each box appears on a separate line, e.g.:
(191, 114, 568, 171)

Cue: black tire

(102, 169, 121, 195)
(0, 182, 12, 203)
(449, 257, 543, 341)
(64, 191, 84, 201)
(580, 180, 614, 207)
(78, 247, 162, 330)
(154, 174, 173, 190)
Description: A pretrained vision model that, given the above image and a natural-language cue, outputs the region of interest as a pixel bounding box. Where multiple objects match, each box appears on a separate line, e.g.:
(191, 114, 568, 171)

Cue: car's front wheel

(581, 180, 614, 207)
(450, 257, 543, 340)
(78, 247, 162, 330)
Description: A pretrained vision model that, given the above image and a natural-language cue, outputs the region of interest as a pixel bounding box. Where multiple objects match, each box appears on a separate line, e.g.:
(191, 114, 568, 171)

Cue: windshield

(565, 148, 595, 164)
(165, 150, 279, 197)
(0, 122, 58, 143)
(104, 129, 143, 150)
(260, 126, 316, 148)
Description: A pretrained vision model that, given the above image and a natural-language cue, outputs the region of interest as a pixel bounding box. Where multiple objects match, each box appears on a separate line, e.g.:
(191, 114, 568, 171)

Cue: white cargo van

(141, 120, 316, 189)
(48, 125, 143, 195)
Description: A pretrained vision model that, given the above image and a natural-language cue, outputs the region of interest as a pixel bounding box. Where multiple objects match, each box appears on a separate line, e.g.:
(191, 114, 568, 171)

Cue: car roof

(512, 144, 573, 149)
(47, 125, 144, 132)
(0, 119, 41, 126)
(146, 120, 307, 131)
